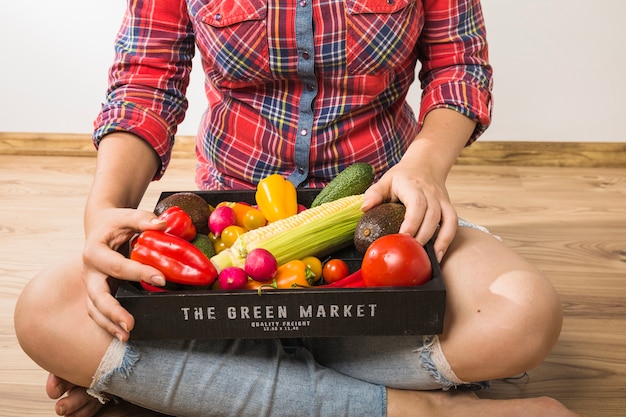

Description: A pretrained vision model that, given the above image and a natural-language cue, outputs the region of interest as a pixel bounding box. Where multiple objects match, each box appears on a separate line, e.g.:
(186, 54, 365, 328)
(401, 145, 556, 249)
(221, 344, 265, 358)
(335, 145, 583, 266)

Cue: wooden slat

(0, 132, 195, 159)
(1, 132, 624, 167)
(457, 141, 626, 168)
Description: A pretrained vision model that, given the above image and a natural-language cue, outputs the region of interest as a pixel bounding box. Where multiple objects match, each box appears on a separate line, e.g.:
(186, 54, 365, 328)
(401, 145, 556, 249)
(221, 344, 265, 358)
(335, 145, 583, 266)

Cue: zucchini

(311, 163, 375, 207)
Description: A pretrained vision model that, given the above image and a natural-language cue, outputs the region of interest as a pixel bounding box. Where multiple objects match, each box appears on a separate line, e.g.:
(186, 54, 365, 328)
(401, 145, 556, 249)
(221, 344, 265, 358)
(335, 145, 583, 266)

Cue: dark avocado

(155, 192, 211, 235)
(353, 203, 406, 254)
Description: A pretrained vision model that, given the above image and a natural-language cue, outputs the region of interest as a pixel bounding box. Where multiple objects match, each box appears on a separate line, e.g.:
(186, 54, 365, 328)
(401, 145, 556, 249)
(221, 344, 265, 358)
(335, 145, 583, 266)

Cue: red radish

(218, 267, 249, 290)
(209, 205, 236, 236)
(245, 248, 278, 282)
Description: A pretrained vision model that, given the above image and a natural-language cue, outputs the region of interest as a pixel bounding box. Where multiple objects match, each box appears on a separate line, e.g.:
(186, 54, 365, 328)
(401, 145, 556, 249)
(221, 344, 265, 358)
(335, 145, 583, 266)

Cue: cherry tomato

(322, 259, 349, 284)
(361, 234, 432, 287)
(302, 256, 323, 283)
(213, 238, 228, 254)
(243, 208, 267, 230)
(231, 202, 252, 227)
(220, 225, 245, 247)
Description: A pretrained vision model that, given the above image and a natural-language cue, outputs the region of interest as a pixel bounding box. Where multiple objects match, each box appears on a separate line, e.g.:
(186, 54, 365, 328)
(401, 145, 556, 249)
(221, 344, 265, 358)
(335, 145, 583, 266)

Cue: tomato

(302, 256, 323, 283)
(243, 208, 267, 230)
(212, 238, 229, 254)
(361, 234, 432, 287)
(322, 259, 349, 284)
(231, 202, 252, 228)
(220, 225, 245, 247)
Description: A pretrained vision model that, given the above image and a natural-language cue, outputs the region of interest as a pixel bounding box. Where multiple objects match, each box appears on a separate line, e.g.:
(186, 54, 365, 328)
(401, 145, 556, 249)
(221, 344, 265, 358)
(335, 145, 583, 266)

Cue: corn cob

(211, 194, 364, 271)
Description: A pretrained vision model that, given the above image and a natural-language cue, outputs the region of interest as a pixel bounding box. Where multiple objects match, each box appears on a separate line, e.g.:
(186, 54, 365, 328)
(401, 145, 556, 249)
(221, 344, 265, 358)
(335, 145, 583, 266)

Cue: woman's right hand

(81, 206, 167, 341)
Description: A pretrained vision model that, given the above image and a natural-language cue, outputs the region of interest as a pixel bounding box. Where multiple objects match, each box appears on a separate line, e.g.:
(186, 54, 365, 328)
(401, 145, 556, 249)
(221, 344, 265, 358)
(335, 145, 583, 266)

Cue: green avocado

(353, 202, 406, 254)
(155, 192, 211, 235)
(191, 233, 216, 259)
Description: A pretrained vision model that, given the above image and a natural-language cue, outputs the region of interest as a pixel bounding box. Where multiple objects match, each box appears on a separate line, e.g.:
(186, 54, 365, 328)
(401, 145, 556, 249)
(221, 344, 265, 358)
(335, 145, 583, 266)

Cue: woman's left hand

(362, 153, 457, 263)
(361, 108, 477, 263)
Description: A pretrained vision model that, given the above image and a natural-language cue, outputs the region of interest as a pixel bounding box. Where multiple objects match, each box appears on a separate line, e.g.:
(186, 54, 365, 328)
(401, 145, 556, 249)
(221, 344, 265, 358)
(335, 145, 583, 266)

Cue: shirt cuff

(93, 101, 174, 180)
(418, 80, 492, 145)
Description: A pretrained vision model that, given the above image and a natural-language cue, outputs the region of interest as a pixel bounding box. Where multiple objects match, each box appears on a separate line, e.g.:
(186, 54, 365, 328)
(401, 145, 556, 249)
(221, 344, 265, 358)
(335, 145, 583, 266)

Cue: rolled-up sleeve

(417, 0, 493, 144)
(93, 0, 195, 179)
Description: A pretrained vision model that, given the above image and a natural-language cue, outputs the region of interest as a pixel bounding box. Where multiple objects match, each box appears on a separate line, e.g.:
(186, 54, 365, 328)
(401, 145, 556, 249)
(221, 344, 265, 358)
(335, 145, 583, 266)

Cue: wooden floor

(1, 154, 625, 417)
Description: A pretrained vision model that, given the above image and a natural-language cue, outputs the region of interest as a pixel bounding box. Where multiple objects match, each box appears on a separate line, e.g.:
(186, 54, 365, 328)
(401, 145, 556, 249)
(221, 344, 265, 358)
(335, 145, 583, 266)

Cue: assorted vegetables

(129, 164, 434, 293)
(210, 193, 365, 270)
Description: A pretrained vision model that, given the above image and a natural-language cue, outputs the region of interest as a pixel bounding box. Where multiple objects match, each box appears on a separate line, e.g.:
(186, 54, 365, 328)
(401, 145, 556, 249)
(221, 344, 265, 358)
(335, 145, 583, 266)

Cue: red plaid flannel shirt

(94, 0, 492, 189)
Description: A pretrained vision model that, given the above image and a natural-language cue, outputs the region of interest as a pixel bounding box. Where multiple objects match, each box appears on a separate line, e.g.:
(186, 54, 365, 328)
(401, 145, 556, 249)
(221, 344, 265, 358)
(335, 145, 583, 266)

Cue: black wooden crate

(115, 190, 446, 340)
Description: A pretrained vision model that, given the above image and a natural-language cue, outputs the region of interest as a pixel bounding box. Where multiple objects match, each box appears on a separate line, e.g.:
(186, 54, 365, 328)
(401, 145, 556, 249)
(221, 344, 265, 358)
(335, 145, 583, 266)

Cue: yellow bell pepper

(255, 174, 298, 222)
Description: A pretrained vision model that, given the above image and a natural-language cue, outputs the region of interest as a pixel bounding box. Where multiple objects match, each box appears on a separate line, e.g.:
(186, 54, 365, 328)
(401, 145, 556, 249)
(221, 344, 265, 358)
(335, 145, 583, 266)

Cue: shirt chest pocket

(192, 0, 271, 84)
(345, 0, 422, 74)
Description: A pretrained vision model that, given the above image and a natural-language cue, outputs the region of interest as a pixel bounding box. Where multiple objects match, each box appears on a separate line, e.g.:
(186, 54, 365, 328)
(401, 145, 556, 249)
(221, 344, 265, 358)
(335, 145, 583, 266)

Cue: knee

(491, 269, 563, 372)
(14, 258, 82, 364)
(14, 270, 50, 359)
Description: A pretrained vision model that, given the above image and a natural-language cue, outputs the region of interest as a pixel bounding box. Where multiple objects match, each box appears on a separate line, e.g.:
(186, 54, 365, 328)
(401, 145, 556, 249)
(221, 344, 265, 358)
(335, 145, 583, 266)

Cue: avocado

(191, 233, 216, 259)
(353, 202, 406, 254)
(311, 162, 375, 207)
(155, 192, 211, 235)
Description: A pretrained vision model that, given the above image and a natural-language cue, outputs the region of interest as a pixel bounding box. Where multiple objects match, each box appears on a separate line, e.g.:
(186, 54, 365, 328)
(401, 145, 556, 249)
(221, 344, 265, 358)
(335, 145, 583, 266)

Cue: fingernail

(150, 218, 166, 224)
(151, 276, 166, 286)
(57, 405, 65, 416)
(114, 332, 124, 341)
(119, 322, 129, 332)
(436, 251, 444, 263)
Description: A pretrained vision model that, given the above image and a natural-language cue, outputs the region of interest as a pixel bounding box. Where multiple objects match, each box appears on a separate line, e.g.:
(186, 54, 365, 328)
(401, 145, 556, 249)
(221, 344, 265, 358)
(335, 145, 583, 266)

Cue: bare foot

(46, 373, 104, 417)
(387, 389, 585, 417)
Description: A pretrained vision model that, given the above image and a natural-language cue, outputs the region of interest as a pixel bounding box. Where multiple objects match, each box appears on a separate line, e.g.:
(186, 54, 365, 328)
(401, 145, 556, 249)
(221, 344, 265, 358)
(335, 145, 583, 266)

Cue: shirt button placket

(287, 0, 317, 187)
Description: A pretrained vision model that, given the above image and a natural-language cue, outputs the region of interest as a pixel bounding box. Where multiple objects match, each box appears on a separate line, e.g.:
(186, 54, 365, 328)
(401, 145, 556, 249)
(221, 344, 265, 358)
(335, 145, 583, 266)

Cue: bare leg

(14, 255, 113, 388)
(386, 389, 583, 417)
(437, 227, 563, 382)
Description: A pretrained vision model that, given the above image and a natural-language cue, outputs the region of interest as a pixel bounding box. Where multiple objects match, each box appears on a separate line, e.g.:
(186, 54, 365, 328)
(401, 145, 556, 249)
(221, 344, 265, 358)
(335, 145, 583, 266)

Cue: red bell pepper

(158, 206, 196, 241)
(130, 230, 217, 286)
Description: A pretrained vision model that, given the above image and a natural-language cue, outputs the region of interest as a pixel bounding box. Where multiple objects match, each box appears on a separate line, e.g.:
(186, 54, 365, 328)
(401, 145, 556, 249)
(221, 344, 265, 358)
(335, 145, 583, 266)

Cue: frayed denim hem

(458, 218, 502, 241)
(416, 335, 490, 392)
(87, 338, 140, 404)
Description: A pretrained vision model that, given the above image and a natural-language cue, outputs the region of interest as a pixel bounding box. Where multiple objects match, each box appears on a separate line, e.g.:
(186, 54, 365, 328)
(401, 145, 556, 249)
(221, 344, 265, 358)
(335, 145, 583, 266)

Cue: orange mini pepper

(255, 174, 298, 222)
(244, 259, 315, 290)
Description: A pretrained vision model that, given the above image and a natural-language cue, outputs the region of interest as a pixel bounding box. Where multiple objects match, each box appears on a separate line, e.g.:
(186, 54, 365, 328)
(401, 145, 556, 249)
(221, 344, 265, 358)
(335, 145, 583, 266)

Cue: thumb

(362, 183, 386, 212)
(135, 210, 167, 231)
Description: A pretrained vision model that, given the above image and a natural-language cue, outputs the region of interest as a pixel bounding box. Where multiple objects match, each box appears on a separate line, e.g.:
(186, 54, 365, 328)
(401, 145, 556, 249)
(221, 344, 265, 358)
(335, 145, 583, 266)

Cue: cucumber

(311, 162, 375, 207)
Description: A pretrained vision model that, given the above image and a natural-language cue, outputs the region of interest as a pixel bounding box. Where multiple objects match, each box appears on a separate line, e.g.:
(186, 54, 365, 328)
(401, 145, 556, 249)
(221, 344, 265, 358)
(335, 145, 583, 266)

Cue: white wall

(1, 0, 624, 142)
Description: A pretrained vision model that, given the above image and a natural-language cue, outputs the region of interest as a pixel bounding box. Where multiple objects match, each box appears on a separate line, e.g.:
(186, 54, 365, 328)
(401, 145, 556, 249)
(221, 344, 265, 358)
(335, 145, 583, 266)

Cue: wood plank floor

(1, 155, 624, 417)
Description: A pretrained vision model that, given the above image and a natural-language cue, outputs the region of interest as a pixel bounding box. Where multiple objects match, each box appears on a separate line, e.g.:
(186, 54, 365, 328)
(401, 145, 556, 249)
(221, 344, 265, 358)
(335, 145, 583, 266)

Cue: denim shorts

(88, 220, 492, 416)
